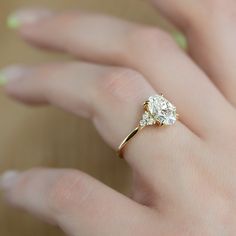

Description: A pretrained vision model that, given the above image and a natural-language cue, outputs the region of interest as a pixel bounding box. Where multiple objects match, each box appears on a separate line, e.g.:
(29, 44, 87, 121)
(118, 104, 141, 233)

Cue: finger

(1, 63, 158, 150)
(0, 168, 160, 236)
(9, 8, 234, 138)
(150, 0, 236, 106)
(0, 62, 193, 198)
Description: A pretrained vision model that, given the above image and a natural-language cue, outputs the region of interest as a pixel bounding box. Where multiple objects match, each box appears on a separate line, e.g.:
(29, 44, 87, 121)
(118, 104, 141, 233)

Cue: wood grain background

(0, 1, 168, 235)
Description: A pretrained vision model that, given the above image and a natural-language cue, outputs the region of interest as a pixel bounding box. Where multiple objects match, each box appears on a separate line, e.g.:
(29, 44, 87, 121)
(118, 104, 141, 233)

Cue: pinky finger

(0, 168, 158, 236)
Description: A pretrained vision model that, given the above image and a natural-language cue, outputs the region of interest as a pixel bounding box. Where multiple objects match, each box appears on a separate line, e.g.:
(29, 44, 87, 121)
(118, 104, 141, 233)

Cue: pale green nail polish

(6, 15, 20, 29)
(0, 73, 7, 86)
(172, 31, 188, 50)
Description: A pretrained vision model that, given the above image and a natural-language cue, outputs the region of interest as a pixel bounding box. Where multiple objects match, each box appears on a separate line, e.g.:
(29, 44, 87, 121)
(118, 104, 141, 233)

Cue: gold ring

(117, 94, 178, 158)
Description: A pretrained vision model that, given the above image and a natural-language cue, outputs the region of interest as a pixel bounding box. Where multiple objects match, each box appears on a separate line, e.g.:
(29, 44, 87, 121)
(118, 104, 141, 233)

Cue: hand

(1, 2, 236, 235)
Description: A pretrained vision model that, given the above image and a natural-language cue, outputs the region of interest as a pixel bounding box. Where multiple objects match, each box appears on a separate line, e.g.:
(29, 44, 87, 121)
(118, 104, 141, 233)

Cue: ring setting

(117, 94, 178, 158)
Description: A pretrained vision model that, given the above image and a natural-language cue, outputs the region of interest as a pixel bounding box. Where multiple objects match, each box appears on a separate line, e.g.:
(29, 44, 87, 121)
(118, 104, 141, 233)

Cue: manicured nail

(0, 73, 7, 86)
(0, 65, 29, 86)
(172, 31, 188, 50)
(7, 8, 53, 29)
(0, 171, 20, 190)
(7, 14, 21, 29)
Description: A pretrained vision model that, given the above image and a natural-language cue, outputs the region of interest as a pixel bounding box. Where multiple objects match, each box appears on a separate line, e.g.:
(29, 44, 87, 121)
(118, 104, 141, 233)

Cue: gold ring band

(117, 94, 178, 159)
(117, 125, 144, 158)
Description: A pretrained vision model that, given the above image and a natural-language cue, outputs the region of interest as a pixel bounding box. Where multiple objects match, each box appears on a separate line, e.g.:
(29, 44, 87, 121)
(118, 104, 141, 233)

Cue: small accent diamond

(140, 111, 156, 127)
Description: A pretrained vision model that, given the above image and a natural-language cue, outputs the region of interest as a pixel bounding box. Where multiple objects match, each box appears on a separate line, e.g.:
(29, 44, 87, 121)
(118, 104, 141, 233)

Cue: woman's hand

(1, 1, 236, 235)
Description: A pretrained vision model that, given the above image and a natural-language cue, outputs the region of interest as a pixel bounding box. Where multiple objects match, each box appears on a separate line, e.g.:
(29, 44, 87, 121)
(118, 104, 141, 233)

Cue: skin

(1, 1, 236, 235)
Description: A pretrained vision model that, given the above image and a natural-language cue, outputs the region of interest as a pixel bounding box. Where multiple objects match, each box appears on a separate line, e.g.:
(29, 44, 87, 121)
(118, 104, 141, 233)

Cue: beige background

(0, 0, 168, 235)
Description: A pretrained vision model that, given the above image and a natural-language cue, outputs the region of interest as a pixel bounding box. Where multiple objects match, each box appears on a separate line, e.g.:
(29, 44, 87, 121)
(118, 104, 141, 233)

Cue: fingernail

(172, 31, 188, 50)
(0, 73, 7, 86)
(0, 171, 20, 190)
(0, 65, 30, 86)
(7, 8, 53, 29)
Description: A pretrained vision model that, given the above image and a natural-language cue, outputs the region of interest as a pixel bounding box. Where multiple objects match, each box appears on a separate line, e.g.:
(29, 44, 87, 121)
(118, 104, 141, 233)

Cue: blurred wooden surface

(0, 0, 166, 235)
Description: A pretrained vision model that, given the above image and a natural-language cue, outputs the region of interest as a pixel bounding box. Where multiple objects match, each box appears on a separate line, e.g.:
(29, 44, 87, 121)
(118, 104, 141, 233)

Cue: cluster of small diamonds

(139, 111, 156, 127)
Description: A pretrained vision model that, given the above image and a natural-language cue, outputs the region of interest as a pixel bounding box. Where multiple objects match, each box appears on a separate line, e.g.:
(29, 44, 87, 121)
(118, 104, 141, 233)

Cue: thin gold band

(117, 94, 178, 159)
(117, 125, 144, 158)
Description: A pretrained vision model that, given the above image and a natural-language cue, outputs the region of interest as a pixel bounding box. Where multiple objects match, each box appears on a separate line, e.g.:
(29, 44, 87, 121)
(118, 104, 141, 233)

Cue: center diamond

(140, 95, 177, 127)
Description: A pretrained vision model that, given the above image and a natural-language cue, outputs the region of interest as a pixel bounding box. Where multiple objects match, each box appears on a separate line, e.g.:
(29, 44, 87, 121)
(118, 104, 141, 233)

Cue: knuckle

(49, 12, 79, 29)
(48, 170, 92, 213)
(99, 68, 147, 103)
(38, 63, 65, 82)
(56, 13, 73, 25)
(36, 63, 69, 99)
(127, 27, 177, 54)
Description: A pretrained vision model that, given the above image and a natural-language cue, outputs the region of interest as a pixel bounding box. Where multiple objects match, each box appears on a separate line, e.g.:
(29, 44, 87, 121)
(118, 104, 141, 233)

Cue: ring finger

(1, 62, 191, 183)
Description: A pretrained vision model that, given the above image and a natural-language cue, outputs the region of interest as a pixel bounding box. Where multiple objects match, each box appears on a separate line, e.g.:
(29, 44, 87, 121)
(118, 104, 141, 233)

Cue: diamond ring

(117, 94, 178, 158)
